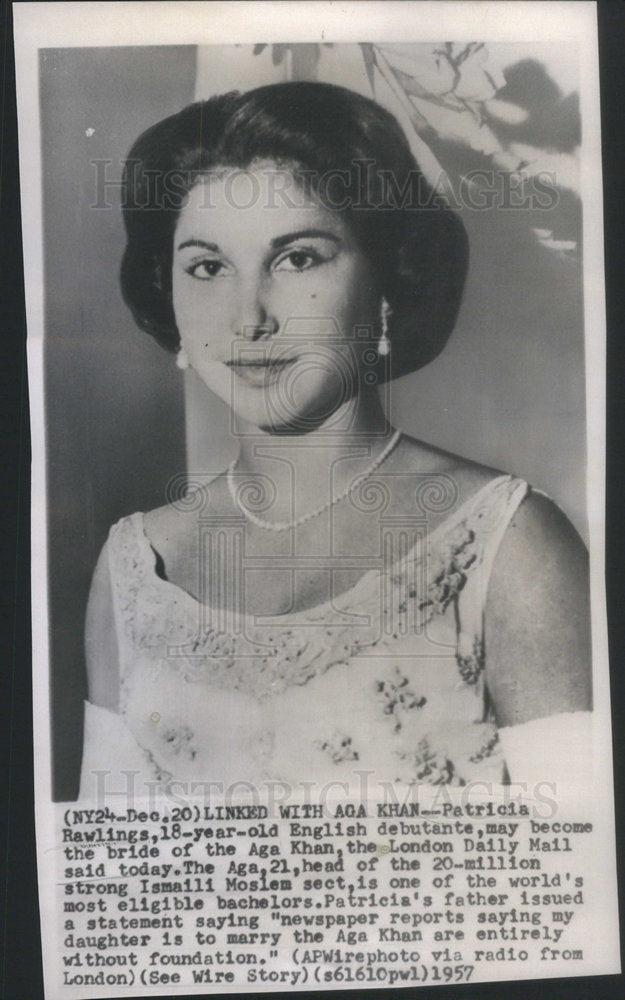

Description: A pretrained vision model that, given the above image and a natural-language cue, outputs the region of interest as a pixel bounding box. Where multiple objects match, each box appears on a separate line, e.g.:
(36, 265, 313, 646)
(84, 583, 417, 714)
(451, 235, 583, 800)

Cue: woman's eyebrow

(176, 230, 342, 253)
(270, 229, 342, 249)
(177, 238, 221, 252)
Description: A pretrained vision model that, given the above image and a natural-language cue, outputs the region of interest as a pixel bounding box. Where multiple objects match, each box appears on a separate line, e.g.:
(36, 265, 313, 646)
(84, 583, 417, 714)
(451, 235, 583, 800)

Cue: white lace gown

(80, 475, 530, 796)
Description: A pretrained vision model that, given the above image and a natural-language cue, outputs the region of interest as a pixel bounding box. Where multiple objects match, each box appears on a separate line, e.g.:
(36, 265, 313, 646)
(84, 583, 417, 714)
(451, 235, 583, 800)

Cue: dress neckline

(133, 473, 520, 624)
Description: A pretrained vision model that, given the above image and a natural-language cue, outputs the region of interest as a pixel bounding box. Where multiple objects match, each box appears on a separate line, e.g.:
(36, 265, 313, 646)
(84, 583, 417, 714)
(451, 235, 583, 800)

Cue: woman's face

(172, 165, 380, 433)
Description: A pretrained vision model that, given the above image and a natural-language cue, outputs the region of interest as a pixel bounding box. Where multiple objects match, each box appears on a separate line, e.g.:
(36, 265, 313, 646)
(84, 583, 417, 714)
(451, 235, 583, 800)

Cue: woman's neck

(231, 390, 396, 518)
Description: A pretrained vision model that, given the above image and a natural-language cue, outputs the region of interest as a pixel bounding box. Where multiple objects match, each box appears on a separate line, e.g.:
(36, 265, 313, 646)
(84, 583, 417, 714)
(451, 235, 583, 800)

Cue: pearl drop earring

(378, 298, 391, 357)
(176, 347, 190, 370)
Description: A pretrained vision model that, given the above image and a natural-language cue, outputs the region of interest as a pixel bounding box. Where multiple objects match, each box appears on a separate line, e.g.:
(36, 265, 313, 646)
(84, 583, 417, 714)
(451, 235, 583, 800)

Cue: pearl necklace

(227, 428, 402, 533)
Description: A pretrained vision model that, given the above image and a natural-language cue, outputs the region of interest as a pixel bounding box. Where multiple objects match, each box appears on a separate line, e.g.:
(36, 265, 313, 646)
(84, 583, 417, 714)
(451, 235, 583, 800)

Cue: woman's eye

(186, 259, 228, 279)
(274, 249, 321, 273)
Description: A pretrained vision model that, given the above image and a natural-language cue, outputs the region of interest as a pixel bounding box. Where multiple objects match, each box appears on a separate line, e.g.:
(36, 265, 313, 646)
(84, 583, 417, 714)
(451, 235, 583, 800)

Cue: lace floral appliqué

(423, 525, 477, 615)
(377, 666, 427, 732)
(397, 737, 465, 786)
(469, 729, 500, 764)
(315, 731, 360, 764)
(157, 723, 197, 761)
(457, 633, 485, 685)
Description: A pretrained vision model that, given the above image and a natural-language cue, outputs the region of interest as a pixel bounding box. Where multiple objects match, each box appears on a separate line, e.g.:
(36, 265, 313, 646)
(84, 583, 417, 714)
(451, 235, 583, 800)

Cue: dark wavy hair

(120, 81, 468, 380)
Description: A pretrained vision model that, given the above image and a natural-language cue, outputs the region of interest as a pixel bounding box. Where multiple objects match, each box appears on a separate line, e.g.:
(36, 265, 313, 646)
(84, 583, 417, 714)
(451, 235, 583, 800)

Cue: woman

(80, 82, 591, 800)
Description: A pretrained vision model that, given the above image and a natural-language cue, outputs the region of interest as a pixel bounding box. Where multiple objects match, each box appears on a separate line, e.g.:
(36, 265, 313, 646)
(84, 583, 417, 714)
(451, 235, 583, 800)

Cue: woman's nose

(230, 281, 278, 340)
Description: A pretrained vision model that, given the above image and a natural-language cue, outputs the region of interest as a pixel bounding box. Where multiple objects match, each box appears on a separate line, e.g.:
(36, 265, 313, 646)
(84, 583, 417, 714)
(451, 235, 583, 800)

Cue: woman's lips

(226, 356, 297, 386)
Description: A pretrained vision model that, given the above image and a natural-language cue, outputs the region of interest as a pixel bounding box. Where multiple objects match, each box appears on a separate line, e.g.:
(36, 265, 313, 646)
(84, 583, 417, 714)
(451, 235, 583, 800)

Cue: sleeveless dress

(99, 475, 529, 792)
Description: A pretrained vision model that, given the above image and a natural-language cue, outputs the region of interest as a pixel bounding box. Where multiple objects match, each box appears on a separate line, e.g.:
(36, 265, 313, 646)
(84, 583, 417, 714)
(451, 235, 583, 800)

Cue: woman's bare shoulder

(143, 501, 189, 546)
(493, 488, 588, 594)
(397, 433, 504, 505)
(485, 489, 591, 726)
(143, 475, 230, 549)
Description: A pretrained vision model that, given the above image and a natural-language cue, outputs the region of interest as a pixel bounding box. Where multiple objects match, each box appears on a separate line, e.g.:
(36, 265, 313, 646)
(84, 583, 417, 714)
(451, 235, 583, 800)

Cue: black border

(1, 2, 623, 998)
(1, 2, 40, 998)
